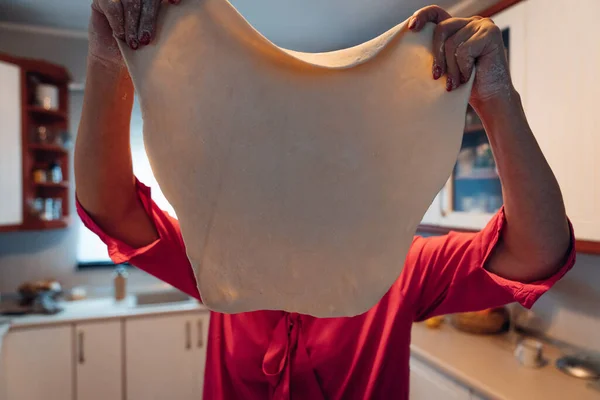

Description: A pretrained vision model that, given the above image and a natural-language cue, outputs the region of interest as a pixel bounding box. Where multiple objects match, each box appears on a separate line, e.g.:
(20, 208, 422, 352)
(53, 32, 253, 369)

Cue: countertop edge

(410, 342, 508, 400)
(6, 299, 210, 330)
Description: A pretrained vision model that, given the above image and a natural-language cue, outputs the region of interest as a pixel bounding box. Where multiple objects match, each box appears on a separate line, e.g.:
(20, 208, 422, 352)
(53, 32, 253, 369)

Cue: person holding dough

(76, 1, 574, 399)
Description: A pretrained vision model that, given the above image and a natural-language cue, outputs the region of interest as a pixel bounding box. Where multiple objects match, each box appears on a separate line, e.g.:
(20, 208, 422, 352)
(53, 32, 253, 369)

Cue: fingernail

(446, 77, 454, 92)
(408, 17, 417, 30)
(433, 65, 442, 80)
(130, 38, 139, 50)
(139, 31, 151, 45)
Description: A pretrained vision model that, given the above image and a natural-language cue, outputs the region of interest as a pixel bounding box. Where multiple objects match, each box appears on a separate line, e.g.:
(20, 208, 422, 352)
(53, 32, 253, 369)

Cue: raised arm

(76, 0, 179, 248)
(409, 6, 571, 282)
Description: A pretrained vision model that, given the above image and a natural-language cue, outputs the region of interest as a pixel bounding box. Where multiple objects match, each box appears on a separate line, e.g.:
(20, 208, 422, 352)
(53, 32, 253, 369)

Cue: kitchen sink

(133, 290, 193, 306)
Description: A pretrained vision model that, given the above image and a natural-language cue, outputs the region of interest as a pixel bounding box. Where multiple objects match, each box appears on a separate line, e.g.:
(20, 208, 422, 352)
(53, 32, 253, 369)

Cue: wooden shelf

(0, 52, 72, 232)
(35, 181, 69, 189)
(28, 105, 67, 121)
(24, 217, 70, 231)
(455, 169, 499, 181)
(0, 217, 71, 232)
(29, 143, 68, 154)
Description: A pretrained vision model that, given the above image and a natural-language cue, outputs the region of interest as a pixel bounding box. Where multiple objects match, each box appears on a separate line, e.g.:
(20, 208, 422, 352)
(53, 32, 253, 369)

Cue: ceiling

(0, 0, 471, 32)
(0, 0, 497, 50)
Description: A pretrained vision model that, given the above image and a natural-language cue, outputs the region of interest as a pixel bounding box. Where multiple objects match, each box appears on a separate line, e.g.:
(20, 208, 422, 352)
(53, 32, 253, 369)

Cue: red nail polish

(446, 78, 453, 92)
(408, 18, 416, 30)
(140, 31, 150, 45)
(130, 39, 139, 50)
(433, 65, 442, 80)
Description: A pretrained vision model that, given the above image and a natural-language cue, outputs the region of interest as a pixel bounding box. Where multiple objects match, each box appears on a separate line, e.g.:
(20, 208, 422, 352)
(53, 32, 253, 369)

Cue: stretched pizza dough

(119, 0, 474, 317)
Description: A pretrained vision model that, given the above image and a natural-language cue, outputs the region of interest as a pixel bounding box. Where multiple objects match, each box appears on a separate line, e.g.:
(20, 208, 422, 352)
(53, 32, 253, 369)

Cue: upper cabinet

(0, 53, 72, 232)
(0, 61, 23, 227)
(420, 0, 600, 253)
(523, 0, 600, 248)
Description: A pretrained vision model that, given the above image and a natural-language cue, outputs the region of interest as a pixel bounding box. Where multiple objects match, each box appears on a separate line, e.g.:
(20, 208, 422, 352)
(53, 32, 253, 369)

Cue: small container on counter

(113, 266, 128, 301)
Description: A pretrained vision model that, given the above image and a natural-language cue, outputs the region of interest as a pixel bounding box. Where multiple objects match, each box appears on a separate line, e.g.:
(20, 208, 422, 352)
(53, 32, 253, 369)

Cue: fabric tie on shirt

(262, 313, 325, 399)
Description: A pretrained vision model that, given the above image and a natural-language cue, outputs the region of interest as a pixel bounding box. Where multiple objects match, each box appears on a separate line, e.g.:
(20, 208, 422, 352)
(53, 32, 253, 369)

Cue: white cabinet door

(125, 313, 197, 400)
(524, 0, 600, 241)
(76, 320, 123, 400)
(193, 313, 210, 399)
(409, 357, 471, 400)
(0, 61, 23, 227)
(2, 326, 72, 400)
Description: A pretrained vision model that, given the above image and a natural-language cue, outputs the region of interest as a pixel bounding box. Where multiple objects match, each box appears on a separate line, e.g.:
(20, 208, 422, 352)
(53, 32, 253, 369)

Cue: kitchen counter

(4, 301, 598, 399)
(6, 296, 208, 330)
(411, 322, 600, 400)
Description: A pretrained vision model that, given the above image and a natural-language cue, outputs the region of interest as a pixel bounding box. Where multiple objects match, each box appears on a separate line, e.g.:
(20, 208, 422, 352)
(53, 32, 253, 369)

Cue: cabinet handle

(197, 319, 204, 348)
(78, 331, 85, 364)
(185, 321, 192, 350)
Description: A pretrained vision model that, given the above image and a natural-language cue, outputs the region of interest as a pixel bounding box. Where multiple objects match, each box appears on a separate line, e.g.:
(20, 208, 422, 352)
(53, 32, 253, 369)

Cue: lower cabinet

(0, 311, 209, 400)
(125, 312, 209, 400)
(410, 357, 490, 400)
(1, 325, 73, 400)
(76, 320, 123, 400)
(410, 356, 471, 400)
(2, 314, 490, 400)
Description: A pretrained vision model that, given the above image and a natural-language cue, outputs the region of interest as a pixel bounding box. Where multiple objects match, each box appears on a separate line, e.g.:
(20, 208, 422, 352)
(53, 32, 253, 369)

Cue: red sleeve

(401, 207, 576, 322)
(76, 179, 200, 300)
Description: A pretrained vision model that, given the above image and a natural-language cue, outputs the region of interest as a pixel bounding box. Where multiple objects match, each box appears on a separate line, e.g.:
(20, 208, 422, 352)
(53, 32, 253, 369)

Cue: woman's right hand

(89, 0, 181, 67)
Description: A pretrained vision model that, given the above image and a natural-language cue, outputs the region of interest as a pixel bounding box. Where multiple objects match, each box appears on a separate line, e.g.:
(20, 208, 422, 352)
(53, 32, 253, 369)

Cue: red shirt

(77, 180, 575, 400)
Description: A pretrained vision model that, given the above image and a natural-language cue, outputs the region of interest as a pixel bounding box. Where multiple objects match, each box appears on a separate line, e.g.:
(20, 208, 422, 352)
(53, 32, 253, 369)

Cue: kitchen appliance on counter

(0, 280, 64, 316)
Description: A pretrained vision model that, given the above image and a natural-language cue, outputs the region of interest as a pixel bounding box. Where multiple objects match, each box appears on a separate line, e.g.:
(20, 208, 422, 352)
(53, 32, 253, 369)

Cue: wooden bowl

(449, 307, 509, 335)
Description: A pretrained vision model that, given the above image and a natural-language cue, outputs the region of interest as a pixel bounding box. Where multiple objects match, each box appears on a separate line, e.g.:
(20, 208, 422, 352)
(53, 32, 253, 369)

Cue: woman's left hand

(408, 5, 513, 106)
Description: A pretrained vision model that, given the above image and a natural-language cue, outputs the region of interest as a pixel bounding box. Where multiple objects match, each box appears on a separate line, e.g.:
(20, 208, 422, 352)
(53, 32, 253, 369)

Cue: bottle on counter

(113, 266, 128, 301)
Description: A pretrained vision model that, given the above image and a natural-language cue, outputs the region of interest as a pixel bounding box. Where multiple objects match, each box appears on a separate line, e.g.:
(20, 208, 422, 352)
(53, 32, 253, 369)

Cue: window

(77, 97, 175, 267)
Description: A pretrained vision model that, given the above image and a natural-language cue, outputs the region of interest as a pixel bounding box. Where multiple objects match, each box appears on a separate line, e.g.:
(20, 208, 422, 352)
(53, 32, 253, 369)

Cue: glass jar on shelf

(33, 167, 47, 183)
(48, 161, 63, 183)
(41, 198, 54, 221)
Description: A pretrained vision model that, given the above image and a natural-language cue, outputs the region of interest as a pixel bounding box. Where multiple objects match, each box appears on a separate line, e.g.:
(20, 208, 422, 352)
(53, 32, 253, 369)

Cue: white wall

(525, 254, 600, 353)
